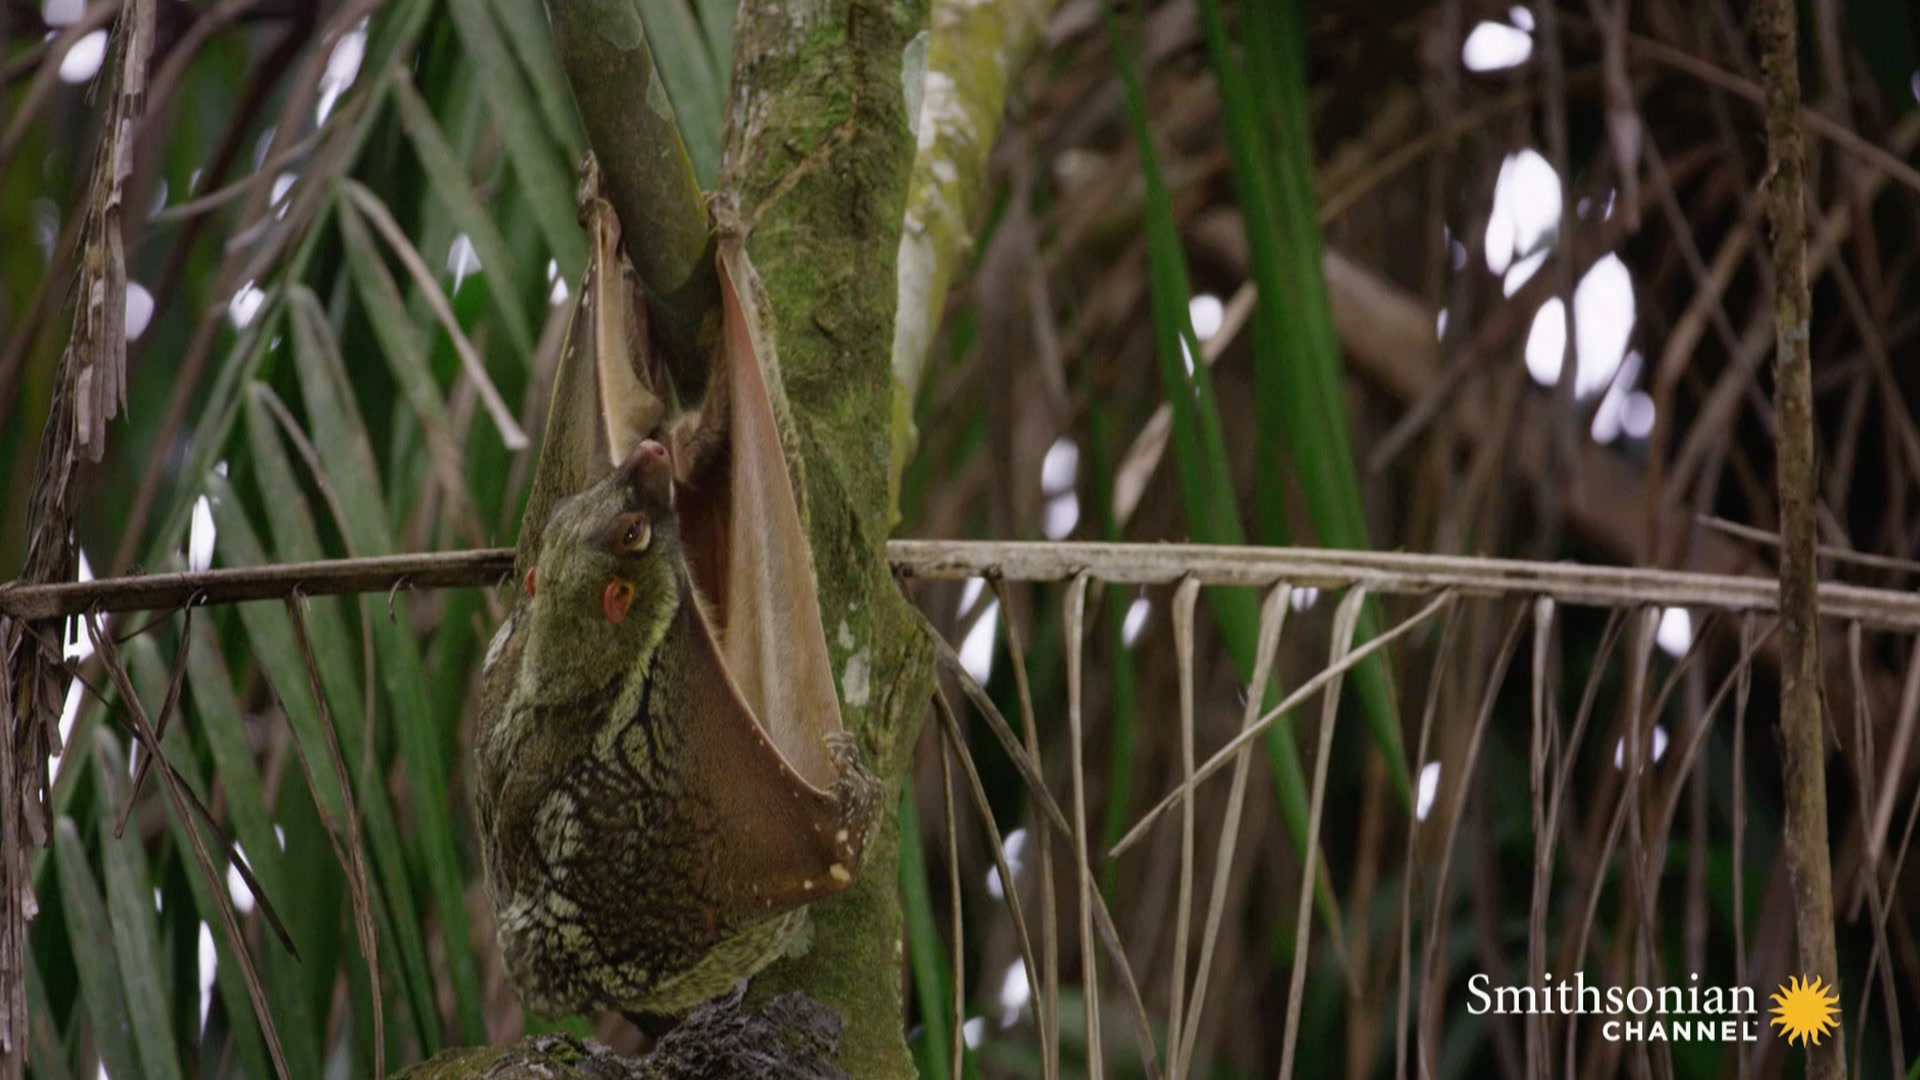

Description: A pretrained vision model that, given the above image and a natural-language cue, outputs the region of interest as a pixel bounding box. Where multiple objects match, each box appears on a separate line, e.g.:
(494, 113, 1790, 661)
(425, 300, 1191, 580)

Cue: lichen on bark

(888, 0, 1055, 514)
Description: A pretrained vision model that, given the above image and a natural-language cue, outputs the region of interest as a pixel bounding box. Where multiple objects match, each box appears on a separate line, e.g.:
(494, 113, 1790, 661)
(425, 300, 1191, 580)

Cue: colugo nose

(620, 439, 674, 505)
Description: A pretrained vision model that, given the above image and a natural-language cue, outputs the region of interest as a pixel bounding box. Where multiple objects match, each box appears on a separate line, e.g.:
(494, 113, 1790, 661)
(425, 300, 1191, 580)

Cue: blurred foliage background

(4, 0, 1920, 1077)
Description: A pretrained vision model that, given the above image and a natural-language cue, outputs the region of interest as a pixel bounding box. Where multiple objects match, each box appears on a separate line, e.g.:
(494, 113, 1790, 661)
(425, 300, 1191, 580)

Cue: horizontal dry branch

(893, 541, 1920, 628)
(0, 549, 515, 620)
(6, 541, 1920, 629)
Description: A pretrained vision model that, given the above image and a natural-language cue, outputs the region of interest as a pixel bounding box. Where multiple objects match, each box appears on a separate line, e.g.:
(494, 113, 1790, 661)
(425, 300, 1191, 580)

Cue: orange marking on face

(602, 579, 634, 624)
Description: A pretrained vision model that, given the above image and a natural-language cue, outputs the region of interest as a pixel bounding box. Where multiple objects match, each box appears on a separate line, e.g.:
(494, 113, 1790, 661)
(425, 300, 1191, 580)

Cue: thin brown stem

(1760, 0, 1845, 1074)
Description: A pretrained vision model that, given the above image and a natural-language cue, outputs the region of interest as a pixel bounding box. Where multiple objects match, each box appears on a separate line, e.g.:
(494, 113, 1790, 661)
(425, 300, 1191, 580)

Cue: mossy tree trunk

(711, 2, 937, 1077)
(419, 0, 937, 1076)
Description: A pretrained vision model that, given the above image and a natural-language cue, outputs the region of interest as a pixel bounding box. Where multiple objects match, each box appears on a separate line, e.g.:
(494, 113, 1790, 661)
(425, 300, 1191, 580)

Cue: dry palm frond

(8, 536, 1920, 1074)
(908, 558, 1920, 1078)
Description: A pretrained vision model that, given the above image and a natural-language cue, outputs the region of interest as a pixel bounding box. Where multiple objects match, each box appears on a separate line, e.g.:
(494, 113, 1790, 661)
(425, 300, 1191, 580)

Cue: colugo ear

(602, 579, 635, 625)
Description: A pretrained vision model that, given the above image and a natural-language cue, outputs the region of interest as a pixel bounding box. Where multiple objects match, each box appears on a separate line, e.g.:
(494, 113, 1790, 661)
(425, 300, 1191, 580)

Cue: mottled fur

(476, 447, 874, 1017)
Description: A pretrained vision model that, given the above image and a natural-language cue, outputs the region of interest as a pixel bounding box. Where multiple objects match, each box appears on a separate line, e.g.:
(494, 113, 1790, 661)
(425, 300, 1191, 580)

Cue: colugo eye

(613, 513, 651, 554)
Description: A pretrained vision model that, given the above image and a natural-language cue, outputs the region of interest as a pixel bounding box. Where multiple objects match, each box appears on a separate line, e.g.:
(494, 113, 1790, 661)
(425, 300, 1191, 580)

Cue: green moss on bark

(524, 1, 933, 1075)
(889, 0, 1056, 512)
(718, 2, 934, 1077)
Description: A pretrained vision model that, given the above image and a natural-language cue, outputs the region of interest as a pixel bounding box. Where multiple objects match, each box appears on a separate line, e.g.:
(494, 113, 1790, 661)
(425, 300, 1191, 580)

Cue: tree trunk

(410, 0, 938, 1076)
(712, 4, 938, 1077)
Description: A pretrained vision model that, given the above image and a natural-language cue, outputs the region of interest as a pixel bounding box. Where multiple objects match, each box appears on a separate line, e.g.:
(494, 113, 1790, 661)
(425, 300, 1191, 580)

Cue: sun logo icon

(1769, 974, 1840, 1046)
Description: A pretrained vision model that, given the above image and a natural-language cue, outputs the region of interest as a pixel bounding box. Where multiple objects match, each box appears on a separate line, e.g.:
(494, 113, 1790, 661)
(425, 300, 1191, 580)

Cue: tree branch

(887, 0, 1061, 508)
(545, 0, 718, 384)
(716, 1, 933, 1074)
(10, 542, 1920, 630)
(1759, 0, 1844, 1074)
(0, 550, 514, 620)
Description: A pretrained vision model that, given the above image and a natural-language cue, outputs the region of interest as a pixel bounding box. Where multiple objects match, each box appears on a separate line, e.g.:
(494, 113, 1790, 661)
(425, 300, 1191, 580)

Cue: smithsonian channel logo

(1466, 971, 1840, 1045)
